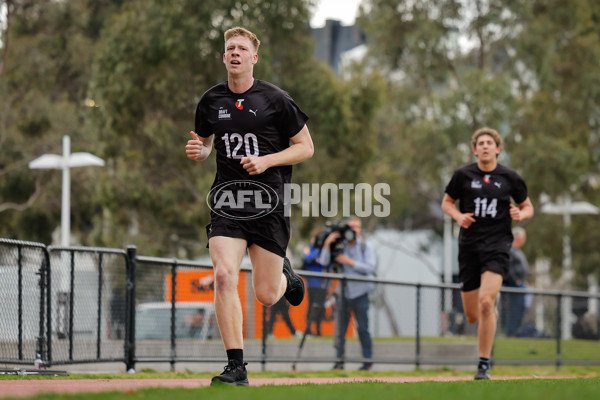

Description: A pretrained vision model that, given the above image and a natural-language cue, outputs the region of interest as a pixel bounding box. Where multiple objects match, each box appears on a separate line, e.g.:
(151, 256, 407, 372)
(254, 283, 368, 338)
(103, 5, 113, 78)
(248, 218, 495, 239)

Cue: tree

(504, 0, 600, 281)
(358, 0, 517, 229)
(1, 0, 388, 256)
(0, 0, 119, 243)
(358, 0, 600, 283)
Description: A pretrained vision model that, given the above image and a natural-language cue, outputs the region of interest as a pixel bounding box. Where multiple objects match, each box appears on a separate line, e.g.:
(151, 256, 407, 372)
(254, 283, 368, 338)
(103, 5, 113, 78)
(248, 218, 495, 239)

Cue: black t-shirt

(195, 79, 308, 215)
(445, 163, 528, 251)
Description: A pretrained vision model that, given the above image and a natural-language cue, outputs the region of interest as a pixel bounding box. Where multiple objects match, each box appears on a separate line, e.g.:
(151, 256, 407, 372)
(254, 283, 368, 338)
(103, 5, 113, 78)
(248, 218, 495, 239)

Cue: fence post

(17, 245, 23, 361)
(69, 250, 75, 361)
(125, 245, 137, 372)
(44, 248, 53, 366)
(556, 293, 562, 371)
(415, 283, 421, 369)
(261, 305, 267, 372)
(339, 276, 347, 366)
(169, 259, 177, 372)
(36, 253, 48, 365)
(96, 253, 104, 360)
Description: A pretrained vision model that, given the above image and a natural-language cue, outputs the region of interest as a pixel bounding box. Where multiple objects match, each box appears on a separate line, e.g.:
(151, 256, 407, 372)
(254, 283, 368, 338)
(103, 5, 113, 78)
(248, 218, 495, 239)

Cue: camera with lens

(314, 219, 357, 271)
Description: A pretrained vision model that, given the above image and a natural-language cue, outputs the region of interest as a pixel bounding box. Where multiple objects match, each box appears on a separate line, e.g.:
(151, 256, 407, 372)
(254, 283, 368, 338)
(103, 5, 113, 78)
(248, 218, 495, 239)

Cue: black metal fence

(1, 238, 599, 371)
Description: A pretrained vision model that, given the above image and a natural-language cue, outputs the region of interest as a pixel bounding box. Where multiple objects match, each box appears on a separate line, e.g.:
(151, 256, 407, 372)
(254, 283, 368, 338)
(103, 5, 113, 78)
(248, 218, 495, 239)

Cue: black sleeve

(194, 95, 213, 138)
(510, 173, 528, 204)
(444, 169, 463, 200)
(276, 91, 309, 138)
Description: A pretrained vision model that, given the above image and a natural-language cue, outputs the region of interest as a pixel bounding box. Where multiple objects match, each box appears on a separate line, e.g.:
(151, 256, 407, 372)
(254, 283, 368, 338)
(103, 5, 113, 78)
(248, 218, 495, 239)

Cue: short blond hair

(471, 127, 502, 149)
(224, 27, 260, 52)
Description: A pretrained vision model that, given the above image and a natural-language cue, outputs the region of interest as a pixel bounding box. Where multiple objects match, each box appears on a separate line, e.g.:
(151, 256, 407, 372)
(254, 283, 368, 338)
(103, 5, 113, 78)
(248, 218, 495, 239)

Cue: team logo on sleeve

(235, 99, 244, 110)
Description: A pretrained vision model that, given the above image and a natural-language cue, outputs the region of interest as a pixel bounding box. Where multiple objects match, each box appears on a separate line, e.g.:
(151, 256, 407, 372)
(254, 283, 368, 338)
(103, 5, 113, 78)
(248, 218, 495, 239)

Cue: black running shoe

(282, 257, 305, 306)
(474, 363, 490, 380)
(211, 359, 249, 386)
(358, 362, 373, 371)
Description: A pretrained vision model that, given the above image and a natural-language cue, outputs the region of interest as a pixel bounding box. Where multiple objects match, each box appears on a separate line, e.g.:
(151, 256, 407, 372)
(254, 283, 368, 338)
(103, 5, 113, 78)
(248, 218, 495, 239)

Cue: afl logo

(483, 174, 491, 184)
(207, 180, 279, 220)
(235, 99, 244, 110)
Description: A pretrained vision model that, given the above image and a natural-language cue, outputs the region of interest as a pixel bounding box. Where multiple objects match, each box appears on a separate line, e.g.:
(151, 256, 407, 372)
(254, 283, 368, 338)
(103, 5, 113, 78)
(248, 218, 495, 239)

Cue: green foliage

(0, 0, 109, 243)
(1, 0, 336, 256)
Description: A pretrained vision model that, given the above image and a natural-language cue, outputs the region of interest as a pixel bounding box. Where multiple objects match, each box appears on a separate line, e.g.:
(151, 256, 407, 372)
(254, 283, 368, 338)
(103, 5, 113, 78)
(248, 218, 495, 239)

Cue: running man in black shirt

(441, 127, 533, 380)
(185, 27, 314, 386)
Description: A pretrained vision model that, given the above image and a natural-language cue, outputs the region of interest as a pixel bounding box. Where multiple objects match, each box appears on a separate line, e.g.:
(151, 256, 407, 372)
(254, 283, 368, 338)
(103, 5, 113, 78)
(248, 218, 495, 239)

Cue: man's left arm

(241, 125, 314, 175)
(354, 243, 376, 275)
(510, 197, 534, 222)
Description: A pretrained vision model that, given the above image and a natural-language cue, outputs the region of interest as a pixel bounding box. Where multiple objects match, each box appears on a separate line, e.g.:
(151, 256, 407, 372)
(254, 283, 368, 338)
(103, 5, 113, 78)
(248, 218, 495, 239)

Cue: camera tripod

(292, 262, 344, 371)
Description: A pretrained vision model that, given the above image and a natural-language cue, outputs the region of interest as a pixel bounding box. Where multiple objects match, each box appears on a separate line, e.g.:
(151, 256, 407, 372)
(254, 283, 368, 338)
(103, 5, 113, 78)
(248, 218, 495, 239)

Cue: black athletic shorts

(458, 247, 509, 292)
(205, 212, 290, 258)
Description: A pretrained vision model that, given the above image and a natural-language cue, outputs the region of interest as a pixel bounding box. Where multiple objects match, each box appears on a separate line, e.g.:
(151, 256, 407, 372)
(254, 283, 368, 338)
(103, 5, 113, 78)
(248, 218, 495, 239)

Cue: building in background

(312, 19, 365, 74)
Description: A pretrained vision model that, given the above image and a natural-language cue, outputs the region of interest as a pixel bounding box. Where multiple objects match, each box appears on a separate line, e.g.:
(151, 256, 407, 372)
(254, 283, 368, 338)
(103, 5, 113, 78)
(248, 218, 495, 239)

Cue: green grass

(11, 378, 600, 400)
(493, 337, 600, 361)
(359, 335, 600, 361)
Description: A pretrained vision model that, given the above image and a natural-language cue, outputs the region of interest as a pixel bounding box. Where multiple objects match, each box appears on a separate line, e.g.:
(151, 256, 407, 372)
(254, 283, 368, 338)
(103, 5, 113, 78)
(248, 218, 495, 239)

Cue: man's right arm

(442, 193, 475, 229)
(319, 246, 331, 266)
(186, 131, 213, 161)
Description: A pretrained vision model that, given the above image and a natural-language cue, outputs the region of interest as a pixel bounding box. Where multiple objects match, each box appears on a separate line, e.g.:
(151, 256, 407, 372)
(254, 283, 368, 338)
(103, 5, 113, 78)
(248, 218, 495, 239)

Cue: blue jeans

(334, 293, 372, 359)
(505, 286, 526, 337)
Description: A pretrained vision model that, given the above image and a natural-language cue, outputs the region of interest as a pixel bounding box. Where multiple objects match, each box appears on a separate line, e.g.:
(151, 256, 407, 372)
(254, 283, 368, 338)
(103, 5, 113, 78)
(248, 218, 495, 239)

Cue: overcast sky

(310, 0, 361, 28)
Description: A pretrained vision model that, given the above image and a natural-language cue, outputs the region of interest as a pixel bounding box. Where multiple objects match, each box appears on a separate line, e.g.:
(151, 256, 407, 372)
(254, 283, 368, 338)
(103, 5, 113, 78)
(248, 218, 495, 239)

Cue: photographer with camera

(319, 217, 376, 371)
(302, 227, 329, 336)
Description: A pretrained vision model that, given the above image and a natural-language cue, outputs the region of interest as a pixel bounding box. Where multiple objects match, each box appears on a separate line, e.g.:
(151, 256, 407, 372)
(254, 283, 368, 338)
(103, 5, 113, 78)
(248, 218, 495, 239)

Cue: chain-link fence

(1, 238, 599, 371)
(46, 246, 129, 365)
(0, 239, 48, 365)
(493, 286, 600, 367)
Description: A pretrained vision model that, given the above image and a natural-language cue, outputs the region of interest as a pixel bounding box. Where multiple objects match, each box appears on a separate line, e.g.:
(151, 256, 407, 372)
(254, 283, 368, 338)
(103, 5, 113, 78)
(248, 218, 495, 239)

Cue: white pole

(61, 135, 70, 247)
(535, 259, 549, 332)
(561, 200, 573, 340)
(29, 134, 104, 248)
(588, 274, 598, 316)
